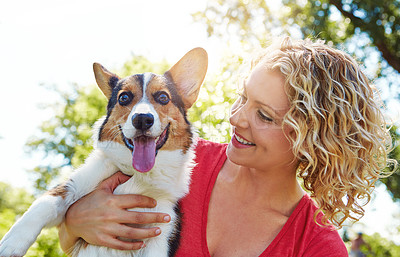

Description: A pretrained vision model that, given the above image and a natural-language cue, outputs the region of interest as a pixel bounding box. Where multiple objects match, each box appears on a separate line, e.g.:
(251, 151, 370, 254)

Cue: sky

(0, 0, 399, 243)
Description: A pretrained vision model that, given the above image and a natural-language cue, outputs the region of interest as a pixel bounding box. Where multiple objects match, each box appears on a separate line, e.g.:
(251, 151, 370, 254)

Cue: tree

(194, 0, 399, 78)
(25, 84, 107, 192)
(361, 232, 400, 256)
(381, 126, 400, 200)
(327, 0, 400, 73)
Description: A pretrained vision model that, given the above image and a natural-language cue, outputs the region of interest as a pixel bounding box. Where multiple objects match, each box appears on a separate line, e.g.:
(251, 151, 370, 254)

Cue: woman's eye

(154, 91, 170, 105)
(118, 92, 133, 106)
(257, 110, 274, 123)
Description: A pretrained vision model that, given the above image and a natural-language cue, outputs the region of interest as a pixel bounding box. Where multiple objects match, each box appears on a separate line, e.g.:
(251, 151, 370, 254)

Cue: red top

(175, 139, 348, 257)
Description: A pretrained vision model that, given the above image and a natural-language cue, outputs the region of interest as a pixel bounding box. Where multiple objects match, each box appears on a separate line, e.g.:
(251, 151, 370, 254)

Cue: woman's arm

(58, 172, 171, 252)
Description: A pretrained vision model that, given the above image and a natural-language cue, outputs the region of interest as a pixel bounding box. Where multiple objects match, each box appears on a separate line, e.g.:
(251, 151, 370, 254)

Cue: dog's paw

(0, 243, 26, 257)
(0, 231, 32, 257)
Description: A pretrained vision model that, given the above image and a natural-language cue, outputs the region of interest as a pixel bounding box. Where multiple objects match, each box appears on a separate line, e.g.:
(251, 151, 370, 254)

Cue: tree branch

(329, 0, 400, 73)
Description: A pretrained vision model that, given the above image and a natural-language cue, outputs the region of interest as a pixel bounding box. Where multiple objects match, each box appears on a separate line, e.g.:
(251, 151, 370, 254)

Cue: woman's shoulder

(302, 227, 348, 256)
(262, 194, 348, 256)
(297, 194, 348, 256)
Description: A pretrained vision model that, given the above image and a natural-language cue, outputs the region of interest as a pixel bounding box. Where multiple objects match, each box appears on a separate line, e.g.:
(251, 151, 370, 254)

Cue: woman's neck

(219, 159, 304, 216)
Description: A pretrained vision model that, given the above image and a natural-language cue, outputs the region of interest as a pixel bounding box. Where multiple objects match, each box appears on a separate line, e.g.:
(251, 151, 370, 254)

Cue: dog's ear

(93, 63, 120, 99)
(166, 48, 208, 109)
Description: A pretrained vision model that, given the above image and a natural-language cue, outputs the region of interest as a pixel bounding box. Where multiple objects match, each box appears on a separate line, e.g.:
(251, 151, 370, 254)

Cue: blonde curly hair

(250, 37, 395, 228)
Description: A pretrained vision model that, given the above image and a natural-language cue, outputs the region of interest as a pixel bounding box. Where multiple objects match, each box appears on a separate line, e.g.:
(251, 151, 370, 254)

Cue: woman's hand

(58, 171, 171, 252)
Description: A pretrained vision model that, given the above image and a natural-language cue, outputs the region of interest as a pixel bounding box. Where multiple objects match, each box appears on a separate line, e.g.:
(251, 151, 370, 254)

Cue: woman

(59, 37, 393, 256)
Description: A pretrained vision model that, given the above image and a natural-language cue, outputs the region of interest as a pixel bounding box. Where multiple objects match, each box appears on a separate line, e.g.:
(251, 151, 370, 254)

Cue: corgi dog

(0, 47, 208, 257)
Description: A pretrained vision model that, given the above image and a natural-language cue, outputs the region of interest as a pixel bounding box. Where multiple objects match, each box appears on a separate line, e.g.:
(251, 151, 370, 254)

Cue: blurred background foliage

(362, 233, 400, 256)
(1, 0, 399, 255)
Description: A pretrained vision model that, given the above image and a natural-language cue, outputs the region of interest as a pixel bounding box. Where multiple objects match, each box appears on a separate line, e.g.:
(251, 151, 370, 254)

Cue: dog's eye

(118, 92, 134, 106)
(154, 91, 170, 105)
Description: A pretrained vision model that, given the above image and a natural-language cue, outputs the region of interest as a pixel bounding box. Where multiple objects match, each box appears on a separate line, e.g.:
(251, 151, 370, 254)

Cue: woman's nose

(229, 102, 249, 128)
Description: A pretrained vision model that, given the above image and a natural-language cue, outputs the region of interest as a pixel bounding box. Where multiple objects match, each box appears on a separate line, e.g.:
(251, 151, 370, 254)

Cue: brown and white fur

(0, 48, 208, 257)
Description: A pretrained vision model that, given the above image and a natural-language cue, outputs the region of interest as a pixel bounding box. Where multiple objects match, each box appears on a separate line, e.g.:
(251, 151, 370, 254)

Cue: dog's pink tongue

(132, 136, 156, 173)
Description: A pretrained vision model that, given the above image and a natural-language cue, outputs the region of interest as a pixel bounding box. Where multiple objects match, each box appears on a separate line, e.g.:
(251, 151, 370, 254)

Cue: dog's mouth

(122, 123, 170, 173)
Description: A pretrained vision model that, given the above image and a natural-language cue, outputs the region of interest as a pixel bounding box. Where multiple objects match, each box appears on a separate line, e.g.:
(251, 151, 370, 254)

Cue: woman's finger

(98, 236, 145, 251)
(113, 194, 157, 209)
(115, 210, 171, 224)
(112, 224, 162, 240)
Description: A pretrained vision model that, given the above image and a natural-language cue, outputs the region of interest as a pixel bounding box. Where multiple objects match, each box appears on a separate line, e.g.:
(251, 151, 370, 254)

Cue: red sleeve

(301, 229, 348, 256)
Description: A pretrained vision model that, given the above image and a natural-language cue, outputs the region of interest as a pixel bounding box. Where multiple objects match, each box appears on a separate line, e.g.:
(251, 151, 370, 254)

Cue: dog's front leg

(0, 193, 70, 257)
(0, 150, 118, 257)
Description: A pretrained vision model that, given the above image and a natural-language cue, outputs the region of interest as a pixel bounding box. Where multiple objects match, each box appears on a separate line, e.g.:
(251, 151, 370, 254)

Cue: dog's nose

(132, 113, 154, 131)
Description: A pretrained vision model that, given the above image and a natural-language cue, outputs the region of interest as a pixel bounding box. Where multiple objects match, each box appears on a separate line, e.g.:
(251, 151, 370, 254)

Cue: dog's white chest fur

(70, 145, 195, 257)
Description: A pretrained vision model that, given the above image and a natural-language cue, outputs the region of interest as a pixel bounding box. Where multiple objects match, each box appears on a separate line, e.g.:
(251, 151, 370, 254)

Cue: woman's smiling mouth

(232, 132, 256, 148)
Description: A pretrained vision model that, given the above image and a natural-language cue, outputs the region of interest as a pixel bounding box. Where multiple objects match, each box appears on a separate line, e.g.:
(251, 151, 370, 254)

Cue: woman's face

(227, 61, 297, 172)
